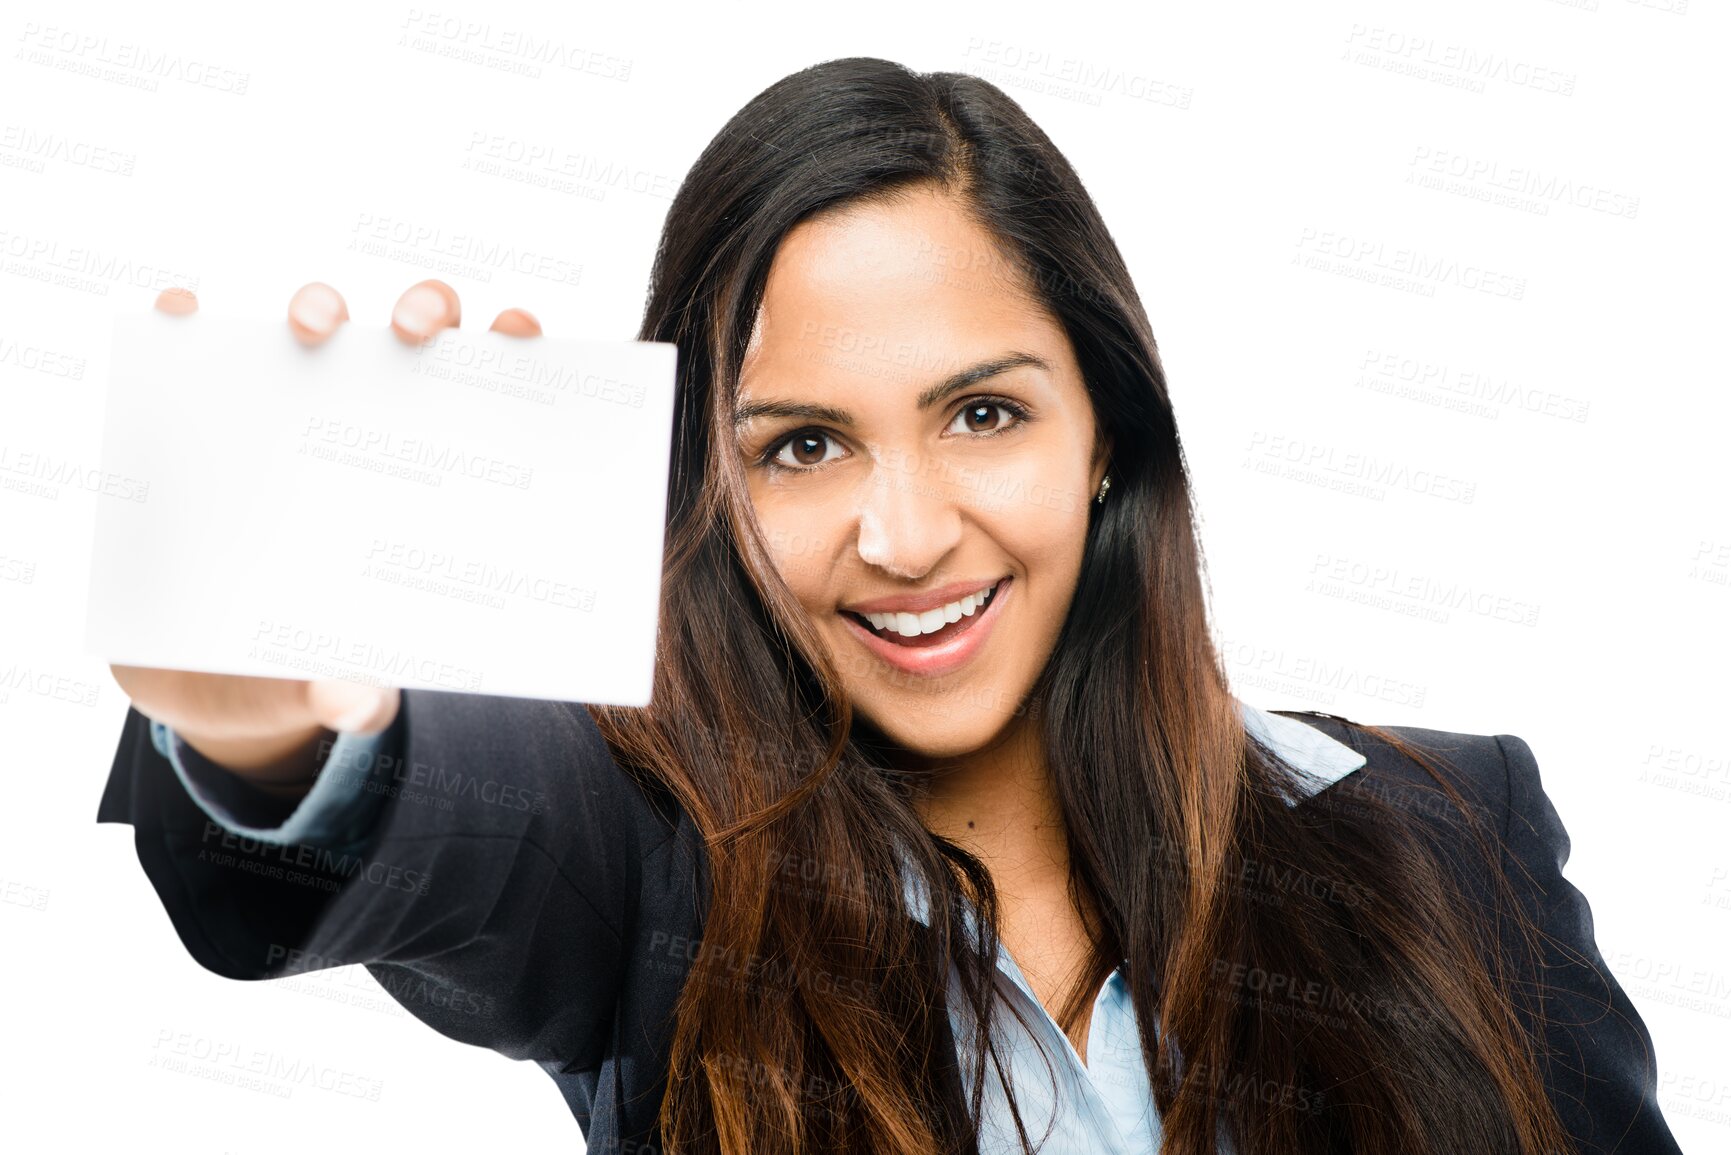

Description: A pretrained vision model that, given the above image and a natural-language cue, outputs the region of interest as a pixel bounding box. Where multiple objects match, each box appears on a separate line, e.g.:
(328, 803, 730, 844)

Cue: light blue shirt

(151, 699, 1364, 1153)
(149, 720, 391, 854)
(900, 702, 1364, 1153)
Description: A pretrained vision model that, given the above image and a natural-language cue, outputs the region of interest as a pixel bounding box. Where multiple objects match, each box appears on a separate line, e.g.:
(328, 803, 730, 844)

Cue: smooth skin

(108, 280, 542, 799)
(736, 183, 1111, 1059)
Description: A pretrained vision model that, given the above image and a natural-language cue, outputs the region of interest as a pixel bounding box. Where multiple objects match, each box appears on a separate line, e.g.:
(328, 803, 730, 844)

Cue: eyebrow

(732, 350, 1052, 429)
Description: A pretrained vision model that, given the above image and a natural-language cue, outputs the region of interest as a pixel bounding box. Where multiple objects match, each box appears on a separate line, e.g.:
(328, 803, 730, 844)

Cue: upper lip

(841, 576, 1007, 617)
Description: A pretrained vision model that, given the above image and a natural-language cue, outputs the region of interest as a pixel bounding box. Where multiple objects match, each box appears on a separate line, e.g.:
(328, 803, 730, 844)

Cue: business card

(85, 311, 678, 706)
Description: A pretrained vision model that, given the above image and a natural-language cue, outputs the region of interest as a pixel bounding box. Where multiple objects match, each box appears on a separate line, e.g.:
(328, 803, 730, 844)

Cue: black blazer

(97, 692, 1683, 1154)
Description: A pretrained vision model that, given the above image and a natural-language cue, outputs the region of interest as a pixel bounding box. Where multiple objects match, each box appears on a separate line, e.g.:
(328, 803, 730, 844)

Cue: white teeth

(860, 582, 997, 637)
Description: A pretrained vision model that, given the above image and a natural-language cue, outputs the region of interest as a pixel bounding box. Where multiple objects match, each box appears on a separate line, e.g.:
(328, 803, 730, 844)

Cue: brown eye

(960, 402, 1004, 432)
(764, 430, 847, 472)
(787, 433, 829, 465)
(947, 399, 1028, 438)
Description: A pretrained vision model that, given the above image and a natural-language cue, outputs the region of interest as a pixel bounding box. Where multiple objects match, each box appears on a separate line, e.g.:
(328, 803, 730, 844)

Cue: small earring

(1095, 474, 1112, 504)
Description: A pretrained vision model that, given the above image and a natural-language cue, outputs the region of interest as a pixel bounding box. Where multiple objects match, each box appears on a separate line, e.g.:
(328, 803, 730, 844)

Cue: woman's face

(735, 183, 1109, 761)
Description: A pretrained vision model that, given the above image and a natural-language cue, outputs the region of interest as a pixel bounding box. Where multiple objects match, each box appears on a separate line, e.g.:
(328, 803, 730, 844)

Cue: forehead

(738, 184, 1062, 393)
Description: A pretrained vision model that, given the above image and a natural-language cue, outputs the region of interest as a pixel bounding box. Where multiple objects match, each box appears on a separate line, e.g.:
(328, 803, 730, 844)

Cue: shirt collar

(901, 699, 1365, 929)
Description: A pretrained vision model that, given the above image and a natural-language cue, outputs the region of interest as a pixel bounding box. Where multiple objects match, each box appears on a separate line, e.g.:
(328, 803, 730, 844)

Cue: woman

(100, 57, 1680, 1154)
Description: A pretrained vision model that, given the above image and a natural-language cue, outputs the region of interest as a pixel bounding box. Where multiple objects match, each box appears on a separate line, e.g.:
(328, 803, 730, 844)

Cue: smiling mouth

(840, 578, 1007, 648)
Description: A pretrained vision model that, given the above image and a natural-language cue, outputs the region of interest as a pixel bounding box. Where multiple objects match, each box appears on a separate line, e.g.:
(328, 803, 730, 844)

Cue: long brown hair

(589, 57, 1576, 1154)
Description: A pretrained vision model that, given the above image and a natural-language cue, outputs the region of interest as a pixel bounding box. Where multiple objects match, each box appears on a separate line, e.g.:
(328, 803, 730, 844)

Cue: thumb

(306, 680, 400, 735)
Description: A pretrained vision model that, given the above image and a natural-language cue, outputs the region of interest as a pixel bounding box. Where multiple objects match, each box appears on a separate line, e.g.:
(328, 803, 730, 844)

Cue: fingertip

(287, 281, 350, 347)
(490, 307, 542, 338)
(154, 287, 199, 315)
(391, 279, 461, 345)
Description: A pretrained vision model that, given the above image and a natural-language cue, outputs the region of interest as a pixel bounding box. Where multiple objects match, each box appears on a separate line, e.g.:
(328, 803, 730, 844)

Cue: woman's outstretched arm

(96, 689, 682, 1081)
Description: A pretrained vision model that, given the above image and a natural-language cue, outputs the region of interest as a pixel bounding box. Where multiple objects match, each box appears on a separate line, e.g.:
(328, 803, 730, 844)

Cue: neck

(908, 715, 1071, 889)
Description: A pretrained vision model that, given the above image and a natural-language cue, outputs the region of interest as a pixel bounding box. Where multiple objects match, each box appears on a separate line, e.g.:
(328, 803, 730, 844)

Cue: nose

(852, 456, 964, 580)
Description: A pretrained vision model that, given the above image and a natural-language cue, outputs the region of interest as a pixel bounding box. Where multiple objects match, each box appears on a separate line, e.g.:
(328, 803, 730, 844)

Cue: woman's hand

(108, 280, 542, 790)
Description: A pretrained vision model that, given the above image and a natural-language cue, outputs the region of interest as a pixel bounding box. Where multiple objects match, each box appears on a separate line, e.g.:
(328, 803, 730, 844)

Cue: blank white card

(85, 311, 678, 707)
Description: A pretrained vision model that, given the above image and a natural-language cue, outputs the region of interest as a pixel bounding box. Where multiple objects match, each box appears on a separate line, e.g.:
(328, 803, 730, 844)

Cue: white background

(2, 0, 1726, 1149)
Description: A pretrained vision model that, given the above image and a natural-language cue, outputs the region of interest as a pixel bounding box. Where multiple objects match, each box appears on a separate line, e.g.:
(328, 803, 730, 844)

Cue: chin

(850, 696, 1015, 763)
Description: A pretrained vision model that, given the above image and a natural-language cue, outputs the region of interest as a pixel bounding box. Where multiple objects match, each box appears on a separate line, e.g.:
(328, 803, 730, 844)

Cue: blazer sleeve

(149, 719, 394, 853)
(1496, 733, 1683, 1155)
(96, 688, 656, 1074)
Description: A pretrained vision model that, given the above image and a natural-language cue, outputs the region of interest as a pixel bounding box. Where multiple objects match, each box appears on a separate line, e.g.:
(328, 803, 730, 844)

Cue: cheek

(749, 477, 837, 550)
(990, 475, 1092, 576)
(754, 509, 838, 611)
(975, 424, 1095, 535)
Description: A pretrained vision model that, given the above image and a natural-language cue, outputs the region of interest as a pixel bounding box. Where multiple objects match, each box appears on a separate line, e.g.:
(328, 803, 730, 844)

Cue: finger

(107, 666, 317, 738)
(287, 282, 351, 347)
(305, 680, 401, 735)
(390, 279, 461, 345)
(489, 308, 542, 338)
(154, 287, 199, 315)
